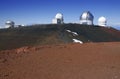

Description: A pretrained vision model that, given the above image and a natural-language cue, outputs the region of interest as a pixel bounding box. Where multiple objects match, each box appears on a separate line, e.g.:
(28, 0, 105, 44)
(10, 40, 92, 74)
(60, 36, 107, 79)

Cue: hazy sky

(0, 0, 120, 28)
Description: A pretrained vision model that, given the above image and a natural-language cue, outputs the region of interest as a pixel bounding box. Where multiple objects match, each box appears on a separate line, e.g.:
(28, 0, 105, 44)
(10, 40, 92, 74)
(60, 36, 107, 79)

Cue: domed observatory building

(80, 11, 94, 25)
(52, 13, 64, 24)
(98, 16, 107, 26)
(5, 20, 15, 28)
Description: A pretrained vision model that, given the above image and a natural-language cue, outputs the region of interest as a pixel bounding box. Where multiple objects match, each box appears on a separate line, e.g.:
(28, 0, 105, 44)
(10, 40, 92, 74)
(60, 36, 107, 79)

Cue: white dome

(98, 16, 107, 22)
(6, 20, 14, 24)
(98, 16, 107, 26)
(52, 13, 64, 24)
(55, 13, 63, 19)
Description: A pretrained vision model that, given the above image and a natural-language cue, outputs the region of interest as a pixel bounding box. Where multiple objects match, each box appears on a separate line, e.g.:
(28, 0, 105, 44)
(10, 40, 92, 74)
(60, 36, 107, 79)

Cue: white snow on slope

(66, 30, 71, 33)
(66, 30, 78, 36)
(72, 32, 78, 36)
(73, 39, 83, 44)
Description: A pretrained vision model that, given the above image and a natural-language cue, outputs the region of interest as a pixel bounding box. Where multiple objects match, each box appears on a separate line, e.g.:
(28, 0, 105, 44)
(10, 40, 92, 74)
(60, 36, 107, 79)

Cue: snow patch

(66, 30, 71, 33)
(66, 30, 78, 36)
(73, 39, 83, 44)
(71, 32, 78, 36)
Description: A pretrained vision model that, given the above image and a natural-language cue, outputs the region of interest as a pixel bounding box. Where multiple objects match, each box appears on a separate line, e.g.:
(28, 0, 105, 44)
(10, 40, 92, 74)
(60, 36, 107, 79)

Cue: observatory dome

(80, 11, 94, 25)
(6, 21, 14, 24)
(98, 16, 107, 26)
(80, 11, 94, 21)
(52, 13, 64, 24)
(5, 20, 15, 28)
(55, 13, 63, 20)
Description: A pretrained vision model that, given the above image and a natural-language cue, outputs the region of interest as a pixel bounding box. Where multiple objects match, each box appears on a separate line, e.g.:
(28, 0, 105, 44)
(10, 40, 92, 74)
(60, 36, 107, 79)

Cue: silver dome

(6, 20, 14, 24)
(80, 11, 94, 20)
(80, 11, 94, 25)
(5, 20, 15, 28)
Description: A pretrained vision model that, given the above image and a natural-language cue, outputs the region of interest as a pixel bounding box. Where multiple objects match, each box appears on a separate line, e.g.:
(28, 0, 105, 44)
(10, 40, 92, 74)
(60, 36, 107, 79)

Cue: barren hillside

(0, 24, 120, 50)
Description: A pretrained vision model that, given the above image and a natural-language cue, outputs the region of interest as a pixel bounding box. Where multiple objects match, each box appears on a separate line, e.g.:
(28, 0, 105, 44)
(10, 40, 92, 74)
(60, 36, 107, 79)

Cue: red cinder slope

(0, 42, 120, 79)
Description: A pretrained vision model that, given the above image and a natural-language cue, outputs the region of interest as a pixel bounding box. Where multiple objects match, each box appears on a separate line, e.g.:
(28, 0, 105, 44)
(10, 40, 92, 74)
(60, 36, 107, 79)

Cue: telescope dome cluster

(52, 11, 107, 26)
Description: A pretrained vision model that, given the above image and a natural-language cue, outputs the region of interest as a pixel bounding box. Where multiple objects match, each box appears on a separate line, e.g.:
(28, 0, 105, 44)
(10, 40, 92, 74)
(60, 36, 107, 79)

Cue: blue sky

(0, 0, 120, 28)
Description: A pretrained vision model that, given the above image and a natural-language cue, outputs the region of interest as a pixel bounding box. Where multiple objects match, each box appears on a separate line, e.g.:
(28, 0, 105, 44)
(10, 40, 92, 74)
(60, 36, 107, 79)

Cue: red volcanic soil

(0, 42, 120, 79)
